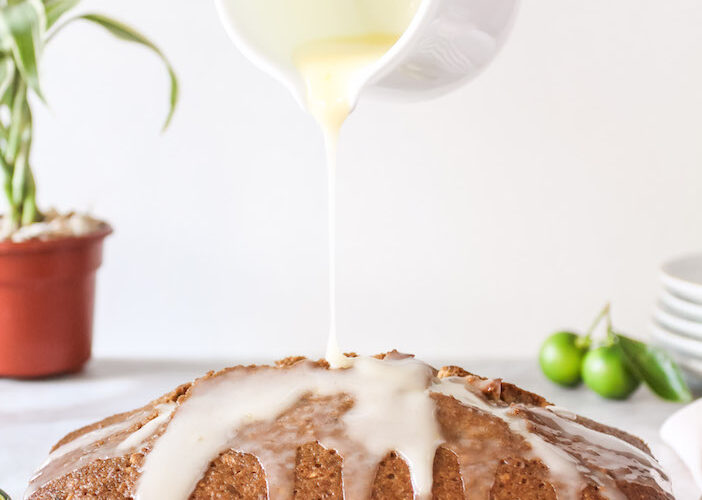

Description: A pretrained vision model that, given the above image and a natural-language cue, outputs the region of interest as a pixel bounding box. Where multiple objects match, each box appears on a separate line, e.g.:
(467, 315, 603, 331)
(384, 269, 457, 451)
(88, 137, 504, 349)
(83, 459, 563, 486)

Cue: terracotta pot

(0, 226, 112, 378)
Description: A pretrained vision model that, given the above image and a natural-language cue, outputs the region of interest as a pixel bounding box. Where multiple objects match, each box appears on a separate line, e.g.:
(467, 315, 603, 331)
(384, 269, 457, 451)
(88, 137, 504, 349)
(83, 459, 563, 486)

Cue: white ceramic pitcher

(215, 0, 519, 109)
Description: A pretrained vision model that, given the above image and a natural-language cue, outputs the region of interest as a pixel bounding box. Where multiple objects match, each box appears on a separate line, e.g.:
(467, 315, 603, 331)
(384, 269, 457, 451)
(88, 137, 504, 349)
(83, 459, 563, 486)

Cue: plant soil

(0, 210, 108, 243)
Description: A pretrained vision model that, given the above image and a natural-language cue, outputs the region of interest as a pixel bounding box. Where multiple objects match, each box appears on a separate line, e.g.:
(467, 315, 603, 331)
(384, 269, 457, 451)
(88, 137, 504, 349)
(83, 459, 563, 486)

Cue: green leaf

(55, 13, 178, 130)
(11, 122, 31, 206)
(614, 333, 692, 403)
(21, 163, 40, 225)
(6, 79, 27, 164)
(43, 0, 80, 29)
(0, 0, 46, 98)
(0, 56, 15, 102)
(0, 146, 11, 178)
(11, 144, 27, 203)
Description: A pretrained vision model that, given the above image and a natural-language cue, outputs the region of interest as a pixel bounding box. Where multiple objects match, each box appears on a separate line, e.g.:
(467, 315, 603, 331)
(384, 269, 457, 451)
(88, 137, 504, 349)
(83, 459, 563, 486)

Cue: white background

(15, 0, 702, 360)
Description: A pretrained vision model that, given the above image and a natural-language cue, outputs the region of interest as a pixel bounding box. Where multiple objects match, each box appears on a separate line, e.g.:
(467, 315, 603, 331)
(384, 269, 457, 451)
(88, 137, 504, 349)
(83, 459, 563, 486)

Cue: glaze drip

(24, 403, 174, 499)
(136, 356, 442, 499)
(292, 34, 401, 367)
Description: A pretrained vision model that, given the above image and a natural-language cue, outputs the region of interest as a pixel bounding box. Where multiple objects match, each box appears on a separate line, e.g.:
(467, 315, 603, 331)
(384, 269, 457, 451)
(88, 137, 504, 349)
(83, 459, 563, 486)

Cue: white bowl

(661, 253, 702, 304)
(651, 322, 702, 359)
(659, 290, 702, 323)
(654, 305, 702, 340)
(650, 323, 702, 389)
(676, 354, 702, 379)
(664, 350, 702, 390)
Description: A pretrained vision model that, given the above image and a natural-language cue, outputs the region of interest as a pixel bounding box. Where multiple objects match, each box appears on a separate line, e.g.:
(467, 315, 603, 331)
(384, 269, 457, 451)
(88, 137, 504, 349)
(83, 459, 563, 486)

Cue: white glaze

(136, 356, 441, 499)
(431, 377, 672, 499)
(117, 403, 176, 452)
(431, 377, 587, 498)
(41, 417, 139, 466)
(537, 406, 673, 495)
(25, 403, 177, 500)
(25, 408, 152, 499)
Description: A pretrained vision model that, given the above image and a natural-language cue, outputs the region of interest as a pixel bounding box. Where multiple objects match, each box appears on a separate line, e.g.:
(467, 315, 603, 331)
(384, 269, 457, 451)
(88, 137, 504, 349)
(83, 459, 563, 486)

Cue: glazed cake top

(26, 353, 673, 500)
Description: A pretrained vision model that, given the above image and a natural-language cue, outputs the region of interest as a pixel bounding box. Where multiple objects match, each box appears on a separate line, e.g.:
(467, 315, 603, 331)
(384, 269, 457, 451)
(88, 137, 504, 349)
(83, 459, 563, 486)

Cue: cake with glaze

(26, 352, 673, 500)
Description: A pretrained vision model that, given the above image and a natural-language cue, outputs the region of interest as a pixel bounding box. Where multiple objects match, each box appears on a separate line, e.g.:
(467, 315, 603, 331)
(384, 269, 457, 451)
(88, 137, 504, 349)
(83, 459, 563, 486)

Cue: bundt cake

(26, 352, 673, 500)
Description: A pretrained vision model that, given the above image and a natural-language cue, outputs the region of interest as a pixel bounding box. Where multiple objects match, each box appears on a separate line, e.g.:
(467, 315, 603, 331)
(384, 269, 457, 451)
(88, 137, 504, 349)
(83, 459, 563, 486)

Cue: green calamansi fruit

(0, 487, 10, 500)
(539, 331, 589, 386)
(582, 345, 641, 400)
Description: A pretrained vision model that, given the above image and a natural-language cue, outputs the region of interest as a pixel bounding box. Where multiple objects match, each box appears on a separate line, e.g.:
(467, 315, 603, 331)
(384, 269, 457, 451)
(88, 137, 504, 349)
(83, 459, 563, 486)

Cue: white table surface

(1, 357, 699, 500)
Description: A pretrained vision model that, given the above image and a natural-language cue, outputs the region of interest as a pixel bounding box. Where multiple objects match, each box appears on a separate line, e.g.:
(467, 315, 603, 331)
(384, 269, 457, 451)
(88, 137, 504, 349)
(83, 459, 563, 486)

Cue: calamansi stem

(584, 303, 611, 342)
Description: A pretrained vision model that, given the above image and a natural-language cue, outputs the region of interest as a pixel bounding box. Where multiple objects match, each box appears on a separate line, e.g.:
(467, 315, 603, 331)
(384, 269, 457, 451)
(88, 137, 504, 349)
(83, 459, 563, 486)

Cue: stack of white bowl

(653, 254, 702, 384)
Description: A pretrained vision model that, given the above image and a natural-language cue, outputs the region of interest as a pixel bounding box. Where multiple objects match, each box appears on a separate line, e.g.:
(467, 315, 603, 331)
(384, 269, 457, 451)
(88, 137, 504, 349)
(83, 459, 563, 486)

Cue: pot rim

(0, 224, 113, 255)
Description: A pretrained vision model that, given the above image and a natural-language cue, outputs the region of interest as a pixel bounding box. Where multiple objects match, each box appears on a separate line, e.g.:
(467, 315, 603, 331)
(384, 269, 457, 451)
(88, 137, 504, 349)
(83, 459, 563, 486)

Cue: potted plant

(0, 0, 178, 378)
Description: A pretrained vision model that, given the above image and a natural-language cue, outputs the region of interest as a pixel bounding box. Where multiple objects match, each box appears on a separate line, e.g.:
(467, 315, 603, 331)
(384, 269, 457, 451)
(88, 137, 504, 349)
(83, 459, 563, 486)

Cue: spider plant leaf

(44, 0, 80, 29)
(0, 56, 15, 102)
(60, 13, 178, 130)
(0, 147, 10, 178)
(11, 126, 30, 205)
(0, 0, 45, 99)
(0, 56, 15, 140)
(20, 163, 40, 225)
(6, 81, 27, 163)
(0, 76, 15, 107)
